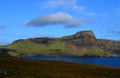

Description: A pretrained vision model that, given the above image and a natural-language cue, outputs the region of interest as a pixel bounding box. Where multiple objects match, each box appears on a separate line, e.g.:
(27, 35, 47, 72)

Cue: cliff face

(62, 31, 97, 47)
(7, 30, 120, 57)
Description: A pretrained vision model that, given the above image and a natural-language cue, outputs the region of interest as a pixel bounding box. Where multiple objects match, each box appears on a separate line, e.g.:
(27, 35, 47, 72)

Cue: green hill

(7, 40, 80, 56)
(1, 30, 120, 57)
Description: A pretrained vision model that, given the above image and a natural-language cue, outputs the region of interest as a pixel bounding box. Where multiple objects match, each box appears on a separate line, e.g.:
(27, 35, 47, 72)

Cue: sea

(21, 56, 120, 68)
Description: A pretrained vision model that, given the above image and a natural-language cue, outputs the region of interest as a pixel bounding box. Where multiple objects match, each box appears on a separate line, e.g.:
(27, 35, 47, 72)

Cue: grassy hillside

(7, 40, 80, 56)
(0, 30, 119, 57)
(6, 39, 111, 57)
(0, 57, 120, 78)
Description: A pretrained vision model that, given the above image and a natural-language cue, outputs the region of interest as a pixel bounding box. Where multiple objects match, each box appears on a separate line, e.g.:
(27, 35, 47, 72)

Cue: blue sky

(0, 0, 120, 45)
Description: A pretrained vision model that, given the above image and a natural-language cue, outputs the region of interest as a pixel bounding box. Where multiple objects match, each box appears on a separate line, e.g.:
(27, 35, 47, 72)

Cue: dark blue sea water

(21, 56, 120, 68)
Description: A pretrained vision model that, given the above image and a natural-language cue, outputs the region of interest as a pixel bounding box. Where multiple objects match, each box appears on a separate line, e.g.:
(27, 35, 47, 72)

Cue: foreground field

(0, 57, 120, 78)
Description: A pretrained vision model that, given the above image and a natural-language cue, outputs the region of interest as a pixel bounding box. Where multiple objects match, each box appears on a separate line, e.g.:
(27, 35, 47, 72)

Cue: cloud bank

(26, 12, 87, 28)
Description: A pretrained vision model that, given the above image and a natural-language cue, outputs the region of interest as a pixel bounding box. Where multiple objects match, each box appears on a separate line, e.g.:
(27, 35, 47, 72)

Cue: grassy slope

(6, 40, 110, 57)
(0, 57, 120, 78)
(7, 40, 80, 56)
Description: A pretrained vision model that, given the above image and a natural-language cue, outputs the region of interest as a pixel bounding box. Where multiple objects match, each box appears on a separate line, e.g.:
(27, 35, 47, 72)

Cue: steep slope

(62, 31, 97, 47)
(62, 31, 111, 56)
(97, 39, 120, 56)
(6, 30, 120, 57)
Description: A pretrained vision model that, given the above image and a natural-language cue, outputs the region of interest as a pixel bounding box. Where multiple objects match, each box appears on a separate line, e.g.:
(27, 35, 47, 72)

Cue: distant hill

(2, 30, 120, 57)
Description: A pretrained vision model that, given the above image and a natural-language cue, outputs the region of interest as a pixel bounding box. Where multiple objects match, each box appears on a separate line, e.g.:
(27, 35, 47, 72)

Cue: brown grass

(0, 57, 120, 78)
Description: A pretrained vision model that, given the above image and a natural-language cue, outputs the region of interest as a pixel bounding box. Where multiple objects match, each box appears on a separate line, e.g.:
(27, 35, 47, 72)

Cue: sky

(0, 0, 120, 45)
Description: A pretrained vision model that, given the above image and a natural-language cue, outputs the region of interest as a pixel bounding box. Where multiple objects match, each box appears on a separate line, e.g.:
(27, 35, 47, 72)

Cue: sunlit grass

(6, 40, 110, 57)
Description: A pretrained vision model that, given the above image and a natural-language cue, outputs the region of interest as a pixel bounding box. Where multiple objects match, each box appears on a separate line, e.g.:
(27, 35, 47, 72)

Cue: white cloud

(26, 12, 73, 26)
(26, 12, 87, 27)
(45, 0, 84, 11)
(42, 0, 82, 11)
(42, 0, 96, 16)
